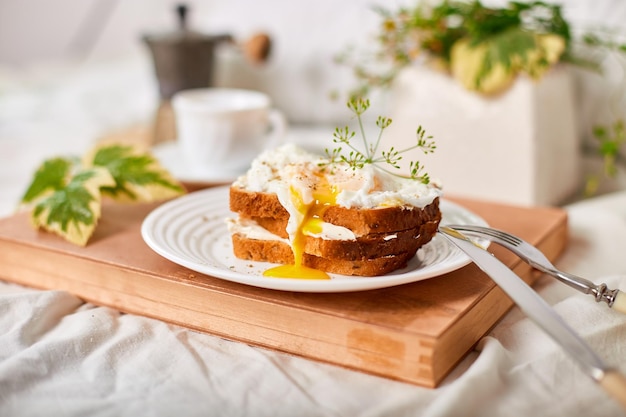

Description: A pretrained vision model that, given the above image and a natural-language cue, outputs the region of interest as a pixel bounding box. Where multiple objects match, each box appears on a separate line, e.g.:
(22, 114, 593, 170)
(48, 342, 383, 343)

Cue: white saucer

(151, 141, 242, 185)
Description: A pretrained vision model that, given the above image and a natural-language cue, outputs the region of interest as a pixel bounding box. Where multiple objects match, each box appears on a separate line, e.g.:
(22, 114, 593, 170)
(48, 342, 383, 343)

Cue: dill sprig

(321, 98, 436, 184)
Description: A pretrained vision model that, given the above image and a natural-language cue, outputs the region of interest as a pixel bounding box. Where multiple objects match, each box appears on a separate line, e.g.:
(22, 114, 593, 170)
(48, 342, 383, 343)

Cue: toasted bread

(230, 186, 441, 236)
(229, 215, 439, 261)
(230, 187, 289, 221)
(231, 233, 417, 276)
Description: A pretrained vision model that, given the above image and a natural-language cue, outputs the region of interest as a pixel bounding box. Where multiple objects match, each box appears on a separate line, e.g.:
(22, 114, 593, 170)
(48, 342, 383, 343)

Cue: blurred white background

(0, 0, 386, 124)
(2, 0, 626, 124)
(1, 0, 626, 211)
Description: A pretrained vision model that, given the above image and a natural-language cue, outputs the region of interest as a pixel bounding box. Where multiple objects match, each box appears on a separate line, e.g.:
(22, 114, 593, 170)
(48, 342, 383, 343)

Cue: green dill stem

(338, 128, 366, 158)
(373, 164, 429, 184)
(371, 118, 387, 158)
(396, 143, 432, 154)
(368, 128, 382, 159)
(356, 111, 371, 160)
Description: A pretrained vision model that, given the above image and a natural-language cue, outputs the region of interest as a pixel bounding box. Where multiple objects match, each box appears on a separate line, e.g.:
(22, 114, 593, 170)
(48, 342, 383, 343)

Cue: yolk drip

(264, 176, 338, 280)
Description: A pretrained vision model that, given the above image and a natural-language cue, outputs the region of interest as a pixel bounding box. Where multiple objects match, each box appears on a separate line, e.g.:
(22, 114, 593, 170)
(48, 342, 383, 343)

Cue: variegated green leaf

(451, 28, 566, 94)
(21, 157, 76, 206)
(21, 142, 186, 246)
(86, 143, 185, 202)
(31, 167, 115, 246)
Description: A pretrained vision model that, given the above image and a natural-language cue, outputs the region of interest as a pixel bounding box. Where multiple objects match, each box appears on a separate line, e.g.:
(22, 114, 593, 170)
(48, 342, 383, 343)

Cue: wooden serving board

(0, 193, 568, 387)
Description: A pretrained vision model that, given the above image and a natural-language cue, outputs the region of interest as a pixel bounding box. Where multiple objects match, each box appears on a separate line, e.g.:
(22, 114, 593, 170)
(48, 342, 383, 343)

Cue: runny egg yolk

(264, 176, 338, 280)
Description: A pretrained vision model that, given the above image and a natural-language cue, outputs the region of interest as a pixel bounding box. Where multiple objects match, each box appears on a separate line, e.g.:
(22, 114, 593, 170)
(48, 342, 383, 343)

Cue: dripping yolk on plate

(263, 174, 338, 280)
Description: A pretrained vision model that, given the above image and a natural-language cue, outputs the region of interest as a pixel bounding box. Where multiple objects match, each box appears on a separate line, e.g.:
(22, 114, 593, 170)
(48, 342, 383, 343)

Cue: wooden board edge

(0, 239, 441, 387)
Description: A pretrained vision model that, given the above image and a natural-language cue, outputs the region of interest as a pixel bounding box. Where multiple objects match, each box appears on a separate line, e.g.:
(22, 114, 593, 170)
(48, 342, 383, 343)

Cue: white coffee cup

(172, 88, 287, 175)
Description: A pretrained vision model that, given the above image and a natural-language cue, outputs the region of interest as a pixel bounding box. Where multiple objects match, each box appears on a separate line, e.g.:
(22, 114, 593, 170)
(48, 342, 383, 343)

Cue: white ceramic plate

(152, 141, 240, 184)
(141, 186, 489, 293)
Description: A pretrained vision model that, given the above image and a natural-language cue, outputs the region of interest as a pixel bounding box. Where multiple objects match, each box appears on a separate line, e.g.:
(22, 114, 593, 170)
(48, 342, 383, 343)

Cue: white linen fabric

(0, 259, 625, 416)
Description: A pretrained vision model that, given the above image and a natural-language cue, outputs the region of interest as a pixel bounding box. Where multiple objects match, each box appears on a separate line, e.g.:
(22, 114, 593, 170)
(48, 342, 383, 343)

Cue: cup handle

(264, 109, 288, 149)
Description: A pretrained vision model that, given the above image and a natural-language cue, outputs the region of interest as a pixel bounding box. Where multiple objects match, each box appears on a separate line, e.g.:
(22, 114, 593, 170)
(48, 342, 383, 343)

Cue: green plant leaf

(339, 0, 572, 97)
(87, 143, 184, 202)
(451, 28, 565, 93)
(20, 157, 76, 205)
(30, 167, 115, 246)
(20, 142, 186, 246)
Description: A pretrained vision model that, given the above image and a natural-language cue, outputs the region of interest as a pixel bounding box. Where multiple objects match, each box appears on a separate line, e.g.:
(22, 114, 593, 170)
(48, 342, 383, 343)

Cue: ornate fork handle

(541, 265, 621, 307)
(448, 224, 626, 314)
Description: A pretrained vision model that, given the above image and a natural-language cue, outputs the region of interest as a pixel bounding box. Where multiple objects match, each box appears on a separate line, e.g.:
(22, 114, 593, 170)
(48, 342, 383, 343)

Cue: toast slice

(228, 214, 440, 262)
(230, 186, 441, 237)
(231, 233, 418, 276)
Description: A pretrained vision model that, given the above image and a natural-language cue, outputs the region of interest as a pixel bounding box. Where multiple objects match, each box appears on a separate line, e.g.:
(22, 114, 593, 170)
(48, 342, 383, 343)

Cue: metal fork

(447, 224, 626, 313)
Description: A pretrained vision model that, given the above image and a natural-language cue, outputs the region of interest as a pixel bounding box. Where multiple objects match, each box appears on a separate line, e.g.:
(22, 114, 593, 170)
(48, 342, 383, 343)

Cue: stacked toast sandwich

(226, 143, 443, 278)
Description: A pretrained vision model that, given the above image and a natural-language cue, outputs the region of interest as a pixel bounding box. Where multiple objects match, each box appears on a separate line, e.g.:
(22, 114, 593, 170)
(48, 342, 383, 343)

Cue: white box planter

(385, 65, 580, 206)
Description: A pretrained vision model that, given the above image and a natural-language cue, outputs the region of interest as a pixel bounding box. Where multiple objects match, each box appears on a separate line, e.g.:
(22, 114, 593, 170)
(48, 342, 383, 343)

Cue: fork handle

(544, 268, 625, 312)
(545, 267, 598, 294)
(612, 291, 626, 314)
